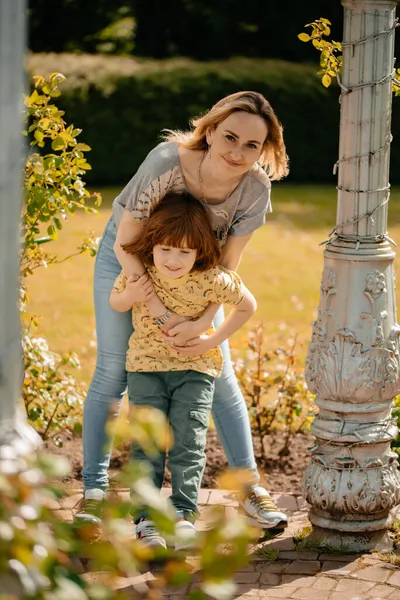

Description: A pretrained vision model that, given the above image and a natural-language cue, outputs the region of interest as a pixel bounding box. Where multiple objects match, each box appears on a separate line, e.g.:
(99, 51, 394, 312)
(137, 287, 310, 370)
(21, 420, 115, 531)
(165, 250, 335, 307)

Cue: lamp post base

(304, 524, 394, 553)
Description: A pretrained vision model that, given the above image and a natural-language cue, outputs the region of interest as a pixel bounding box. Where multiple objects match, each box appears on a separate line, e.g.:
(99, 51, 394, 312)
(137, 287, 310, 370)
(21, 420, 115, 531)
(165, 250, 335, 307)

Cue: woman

(75, 91, 289, 532)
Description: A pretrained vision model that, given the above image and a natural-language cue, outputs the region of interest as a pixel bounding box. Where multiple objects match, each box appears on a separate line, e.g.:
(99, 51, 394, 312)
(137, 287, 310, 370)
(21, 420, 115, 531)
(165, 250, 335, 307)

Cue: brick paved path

(57, 489, 400, 599)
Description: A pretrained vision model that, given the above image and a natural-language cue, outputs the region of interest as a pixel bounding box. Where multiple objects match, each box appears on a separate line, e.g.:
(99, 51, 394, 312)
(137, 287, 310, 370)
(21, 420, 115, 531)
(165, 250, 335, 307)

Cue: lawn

(26, 183, 400, 385)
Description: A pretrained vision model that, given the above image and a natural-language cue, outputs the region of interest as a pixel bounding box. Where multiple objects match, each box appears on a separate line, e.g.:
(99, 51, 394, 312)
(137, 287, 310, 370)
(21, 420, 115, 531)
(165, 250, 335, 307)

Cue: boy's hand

(125, 273, 154, 303)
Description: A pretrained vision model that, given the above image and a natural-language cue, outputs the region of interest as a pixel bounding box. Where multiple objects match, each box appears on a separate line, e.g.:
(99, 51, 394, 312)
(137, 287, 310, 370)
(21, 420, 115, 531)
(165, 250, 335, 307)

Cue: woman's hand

(167, 334, 216, 356)
(162, 315, 210, 346)
(126, 273, 154, 304)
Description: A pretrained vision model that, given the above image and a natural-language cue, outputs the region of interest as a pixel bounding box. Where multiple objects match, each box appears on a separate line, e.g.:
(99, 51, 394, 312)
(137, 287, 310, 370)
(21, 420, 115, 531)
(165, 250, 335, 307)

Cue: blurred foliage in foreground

(0, 409, 256, 599)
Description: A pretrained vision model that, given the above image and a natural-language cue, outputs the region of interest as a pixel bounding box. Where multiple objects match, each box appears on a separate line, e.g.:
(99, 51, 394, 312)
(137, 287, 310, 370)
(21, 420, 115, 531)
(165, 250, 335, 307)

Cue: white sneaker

(175, 520, 197, 551)
(240, 486, 288, 529)
(74, 488, 105, 525)
(135, 519, 167, 550)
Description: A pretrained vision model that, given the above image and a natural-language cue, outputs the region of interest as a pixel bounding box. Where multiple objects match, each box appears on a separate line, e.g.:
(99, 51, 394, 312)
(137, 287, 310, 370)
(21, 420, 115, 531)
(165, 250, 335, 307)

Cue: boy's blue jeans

(128, 370, 215, 521)
(82, 216, 259, 491)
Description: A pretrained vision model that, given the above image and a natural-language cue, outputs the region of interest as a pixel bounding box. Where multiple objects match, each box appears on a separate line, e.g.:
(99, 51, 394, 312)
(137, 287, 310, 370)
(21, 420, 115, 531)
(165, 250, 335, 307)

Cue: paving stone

(291, 588, 331, 600)
(255, 562, 290, 574)
(321, 560, 357, 575)
(312, 577, 337, 590)
(52, 509, 74, 522)
(271, 495, 298, 511)
(366, 584, 394, 598)
(279, 551, 319, 560)
(234, 583, 260, 595)
(285, 560, 321, 575)
(234, 564, 256, 573)
(59, 492, 82, 509)
(318, 554, 362, 562)
(208, 490, 238, 506)
(281, 575, 315, 588)
(259, 588, 298, 598)
(351, 566, 391, 583)
(336, 580, 375, 593)
(296, 497, 310, 511)
(259, 574, 280, 586)
(387, 571, 400, 587)
(234, 573, 260, 584)
(388, 591, 400, 600)
(330, 593, 364, 600)
(265, 536, 294, 551)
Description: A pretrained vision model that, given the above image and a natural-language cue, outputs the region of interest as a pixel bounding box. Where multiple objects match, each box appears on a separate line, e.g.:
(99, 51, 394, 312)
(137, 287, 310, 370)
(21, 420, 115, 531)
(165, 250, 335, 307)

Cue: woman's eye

(226, 135, 235, 142)
(247, 143, 257, 149)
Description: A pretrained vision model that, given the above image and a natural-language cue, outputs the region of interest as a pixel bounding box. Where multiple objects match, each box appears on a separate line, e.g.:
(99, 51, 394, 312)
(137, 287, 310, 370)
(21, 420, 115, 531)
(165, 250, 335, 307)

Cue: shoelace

(77, 498, 103, 515)
(247, 492, 279, 512)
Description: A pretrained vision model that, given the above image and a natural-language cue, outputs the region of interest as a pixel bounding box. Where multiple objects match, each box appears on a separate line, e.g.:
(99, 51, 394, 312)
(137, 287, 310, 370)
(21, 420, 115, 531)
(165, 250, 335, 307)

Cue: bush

(233, 325, 316, 459)
(27, 53, 341, 185)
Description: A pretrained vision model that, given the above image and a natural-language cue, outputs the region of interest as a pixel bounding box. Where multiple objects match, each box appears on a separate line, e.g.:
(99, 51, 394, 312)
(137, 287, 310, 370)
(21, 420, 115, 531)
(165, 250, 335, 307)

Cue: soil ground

(47, 430, 312, 493)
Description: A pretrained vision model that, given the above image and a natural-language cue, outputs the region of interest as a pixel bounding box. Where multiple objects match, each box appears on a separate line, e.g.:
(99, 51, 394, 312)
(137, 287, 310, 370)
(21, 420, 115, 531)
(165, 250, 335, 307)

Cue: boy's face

(153, 244, 197, 279)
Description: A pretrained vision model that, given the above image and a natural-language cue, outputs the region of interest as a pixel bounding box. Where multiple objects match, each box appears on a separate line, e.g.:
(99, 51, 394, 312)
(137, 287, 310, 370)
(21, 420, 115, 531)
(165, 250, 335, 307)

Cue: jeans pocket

(182, 409, 209, 450)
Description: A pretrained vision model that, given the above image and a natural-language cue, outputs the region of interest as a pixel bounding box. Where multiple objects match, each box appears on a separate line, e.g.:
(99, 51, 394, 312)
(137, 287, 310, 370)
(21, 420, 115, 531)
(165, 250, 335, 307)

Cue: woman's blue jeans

(82, 216, 259, 491)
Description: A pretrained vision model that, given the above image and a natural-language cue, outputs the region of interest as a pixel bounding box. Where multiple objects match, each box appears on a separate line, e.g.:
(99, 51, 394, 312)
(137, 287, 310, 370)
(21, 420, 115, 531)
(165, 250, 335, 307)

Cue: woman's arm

(113, 211, 169, 317)
(173, 285, 257, 356)
(219, 233, 253, 271)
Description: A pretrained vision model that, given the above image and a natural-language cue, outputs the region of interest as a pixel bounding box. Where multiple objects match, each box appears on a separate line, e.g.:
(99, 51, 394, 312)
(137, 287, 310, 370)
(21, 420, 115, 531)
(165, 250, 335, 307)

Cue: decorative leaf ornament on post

(303, 0, 400, 551)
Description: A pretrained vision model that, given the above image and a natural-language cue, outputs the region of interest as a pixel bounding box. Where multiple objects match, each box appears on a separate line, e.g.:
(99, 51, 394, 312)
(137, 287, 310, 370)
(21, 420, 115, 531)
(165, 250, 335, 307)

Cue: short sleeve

(113, 272, 127, 292)
(114, 142, 179, 223)
(229, 188, 272, 237)
(211, 268, 244, 306)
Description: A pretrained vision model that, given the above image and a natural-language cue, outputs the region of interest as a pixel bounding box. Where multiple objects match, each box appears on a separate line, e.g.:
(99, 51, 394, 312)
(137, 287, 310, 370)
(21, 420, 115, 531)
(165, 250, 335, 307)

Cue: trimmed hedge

(27, 53, 383, 186)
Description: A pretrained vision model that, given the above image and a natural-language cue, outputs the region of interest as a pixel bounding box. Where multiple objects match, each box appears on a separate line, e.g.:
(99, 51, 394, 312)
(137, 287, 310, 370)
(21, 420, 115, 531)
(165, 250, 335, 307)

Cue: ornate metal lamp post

(303, 0, 400, 552)
(0, 0, 40, 462)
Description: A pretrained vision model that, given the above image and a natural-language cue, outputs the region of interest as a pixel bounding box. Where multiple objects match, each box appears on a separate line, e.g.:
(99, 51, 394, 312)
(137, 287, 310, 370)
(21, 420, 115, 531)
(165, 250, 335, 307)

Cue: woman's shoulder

(143, 141, 180, 173)
(245, 163, 271, 192)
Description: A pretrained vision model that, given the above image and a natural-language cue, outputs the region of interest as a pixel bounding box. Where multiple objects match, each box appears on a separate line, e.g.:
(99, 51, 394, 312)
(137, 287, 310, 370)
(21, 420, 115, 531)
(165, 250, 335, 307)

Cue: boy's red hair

(121, 193, 222, 272)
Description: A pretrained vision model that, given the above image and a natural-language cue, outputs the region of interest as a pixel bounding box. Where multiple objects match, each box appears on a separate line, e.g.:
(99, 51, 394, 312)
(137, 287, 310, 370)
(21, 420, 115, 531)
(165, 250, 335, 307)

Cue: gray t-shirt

(112, 141, 272, 245)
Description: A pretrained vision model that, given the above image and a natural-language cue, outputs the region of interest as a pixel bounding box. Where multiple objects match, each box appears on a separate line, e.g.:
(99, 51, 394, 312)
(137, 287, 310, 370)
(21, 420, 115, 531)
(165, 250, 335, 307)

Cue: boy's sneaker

(240, 486, 288, 529)
(175, 520, 197, 551)
(135, 519, 167, 550)
(74, 488, 105, 525)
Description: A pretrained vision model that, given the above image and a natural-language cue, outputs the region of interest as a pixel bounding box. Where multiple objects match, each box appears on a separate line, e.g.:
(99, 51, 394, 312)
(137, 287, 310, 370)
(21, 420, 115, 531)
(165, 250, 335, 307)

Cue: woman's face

(206, 111, 268, 177)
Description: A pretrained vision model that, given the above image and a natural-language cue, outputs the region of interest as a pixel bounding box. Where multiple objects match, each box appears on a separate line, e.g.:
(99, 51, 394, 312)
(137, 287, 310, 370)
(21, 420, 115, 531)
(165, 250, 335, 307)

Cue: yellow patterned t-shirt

(113, 266, 245, 378)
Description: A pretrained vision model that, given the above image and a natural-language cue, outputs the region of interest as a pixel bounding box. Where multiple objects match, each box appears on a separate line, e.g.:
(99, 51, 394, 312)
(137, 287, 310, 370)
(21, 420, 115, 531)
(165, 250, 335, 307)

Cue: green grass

(26, 184, 400, 385)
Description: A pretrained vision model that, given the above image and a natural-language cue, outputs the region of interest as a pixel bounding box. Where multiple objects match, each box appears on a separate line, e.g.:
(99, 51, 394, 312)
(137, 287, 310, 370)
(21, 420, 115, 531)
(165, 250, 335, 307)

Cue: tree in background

(29, 0, 347, 61)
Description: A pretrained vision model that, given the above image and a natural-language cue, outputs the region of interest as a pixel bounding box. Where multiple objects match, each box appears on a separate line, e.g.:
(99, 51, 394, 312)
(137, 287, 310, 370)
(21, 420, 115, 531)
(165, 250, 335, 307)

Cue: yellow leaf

(322, 73, 332, 88)
(298, 33, 310, 43)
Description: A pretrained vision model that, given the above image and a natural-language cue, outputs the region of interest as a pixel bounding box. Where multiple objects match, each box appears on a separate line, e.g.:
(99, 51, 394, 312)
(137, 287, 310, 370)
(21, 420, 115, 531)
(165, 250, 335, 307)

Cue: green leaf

(322, 73, 332, 88)
(298, 33, 310, 43)
(51, 136, 65, 151)
(47, 225, 57, 239)
(34, 130, 44, 144)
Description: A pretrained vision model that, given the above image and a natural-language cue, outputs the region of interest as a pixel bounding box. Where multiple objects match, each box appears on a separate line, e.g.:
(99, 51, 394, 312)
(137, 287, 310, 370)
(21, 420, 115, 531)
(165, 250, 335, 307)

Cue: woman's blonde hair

(163, 91, 289, 181)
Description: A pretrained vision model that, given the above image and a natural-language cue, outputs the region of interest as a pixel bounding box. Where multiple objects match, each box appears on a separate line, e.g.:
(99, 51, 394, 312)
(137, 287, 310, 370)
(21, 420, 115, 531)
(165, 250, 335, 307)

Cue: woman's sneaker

(74, 488, 105, 525)
(175, 520, 197, 551)
(135, 519, 167, 549)
(240, 486, 288, 530)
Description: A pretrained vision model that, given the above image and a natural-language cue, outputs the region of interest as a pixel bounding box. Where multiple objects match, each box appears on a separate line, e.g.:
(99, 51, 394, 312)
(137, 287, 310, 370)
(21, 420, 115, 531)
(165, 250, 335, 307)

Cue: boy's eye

(161, 247, 170, 252)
